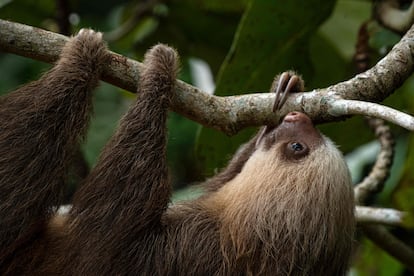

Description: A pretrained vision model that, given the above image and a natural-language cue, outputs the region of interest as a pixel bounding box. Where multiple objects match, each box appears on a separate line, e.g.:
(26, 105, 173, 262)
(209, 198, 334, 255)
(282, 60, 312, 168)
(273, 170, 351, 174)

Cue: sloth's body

(0, 30, 354, 275)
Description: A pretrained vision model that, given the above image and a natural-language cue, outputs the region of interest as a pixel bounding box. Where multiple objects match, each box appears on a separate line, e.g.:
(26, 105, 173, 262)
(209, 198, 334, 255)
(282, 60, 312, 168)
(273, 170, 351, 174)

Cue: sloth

(0, 29, 355, 275)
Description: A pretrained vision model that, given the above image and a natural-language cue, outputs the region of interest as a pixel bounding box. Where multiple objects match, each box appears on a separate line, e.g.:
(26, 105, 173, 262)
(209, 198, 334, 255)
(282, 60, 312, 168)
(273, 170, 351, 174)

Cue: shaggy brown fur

(0, 29, 109, 274)
(0, 29, 355, 275)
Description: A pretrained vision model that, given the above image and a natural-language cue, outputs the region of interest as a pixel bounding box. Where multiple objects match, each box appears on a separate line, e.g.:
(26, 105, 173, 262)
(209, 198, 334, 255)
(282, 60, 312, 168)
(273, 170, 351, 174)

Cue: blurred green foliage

(1, 0, 414, 274)
(197, 0, 337, 174)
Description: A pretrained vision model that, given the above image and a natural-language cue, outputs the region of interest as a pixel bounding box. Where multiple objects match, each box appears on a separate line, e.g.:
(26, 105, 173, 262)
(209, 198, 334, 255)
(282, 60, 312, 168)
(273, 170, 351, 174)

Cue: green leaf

(0, 0, 55, 27)
(175, 0, 248, 13)
(197, 0, 337, 174)
(354, 238, 403, 275)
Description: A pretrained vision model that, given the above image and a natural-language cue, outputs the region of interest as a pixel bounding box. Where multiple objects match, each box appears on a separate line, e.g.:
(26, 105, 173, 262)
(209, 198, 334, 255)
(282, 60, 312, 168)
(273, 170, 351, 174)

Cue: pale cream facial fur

(207, 130, 354, 275)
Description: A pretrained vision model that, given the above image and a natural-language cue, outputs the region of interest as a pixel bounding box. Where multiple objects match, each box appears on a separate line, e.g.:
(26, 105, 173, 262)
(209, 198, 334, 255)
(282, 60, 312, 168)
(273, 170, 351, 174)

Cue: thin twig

(329, 99, 414, 131)
(354, 118, 395, 203)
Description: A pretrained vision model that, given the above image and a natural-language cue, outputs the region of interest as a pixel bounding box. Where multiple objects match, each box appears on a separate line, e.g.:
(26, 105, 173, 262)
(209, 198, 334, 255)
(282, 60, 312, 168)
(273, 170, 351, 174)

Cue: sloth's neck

(202, 164, 353, 275)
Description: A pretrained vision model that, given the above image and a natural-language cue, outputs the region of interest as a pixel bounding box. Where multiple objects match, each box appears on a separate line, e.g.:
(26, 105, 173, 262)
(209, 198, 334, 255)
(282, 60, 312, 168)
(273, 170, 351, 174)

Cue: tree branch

(330, 99, 414, 131)
(354, 118, 395, 203)
(362, 225, 414, 272)
(374, 0, 414, 34)
(1, 19, 414, 135)
(350, 116, 414, 268)
(356, 206, 410, 227)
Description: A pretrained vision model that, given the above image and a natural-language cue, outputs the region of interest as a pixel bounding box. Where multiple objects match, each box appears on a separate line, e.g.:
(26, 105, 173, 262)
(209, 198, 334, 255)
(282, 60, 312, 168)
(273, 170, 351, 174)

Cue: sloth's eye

(290, 142, 304, 152)
(284, 141, 309, 160)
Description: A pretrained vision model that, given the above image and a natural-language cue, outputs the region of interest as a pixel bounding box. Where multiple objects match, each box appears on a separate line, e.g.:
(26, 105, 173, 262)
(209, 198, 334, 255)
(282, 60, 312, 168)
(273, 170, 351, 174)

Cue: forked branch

(1, 19, 414, 134)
